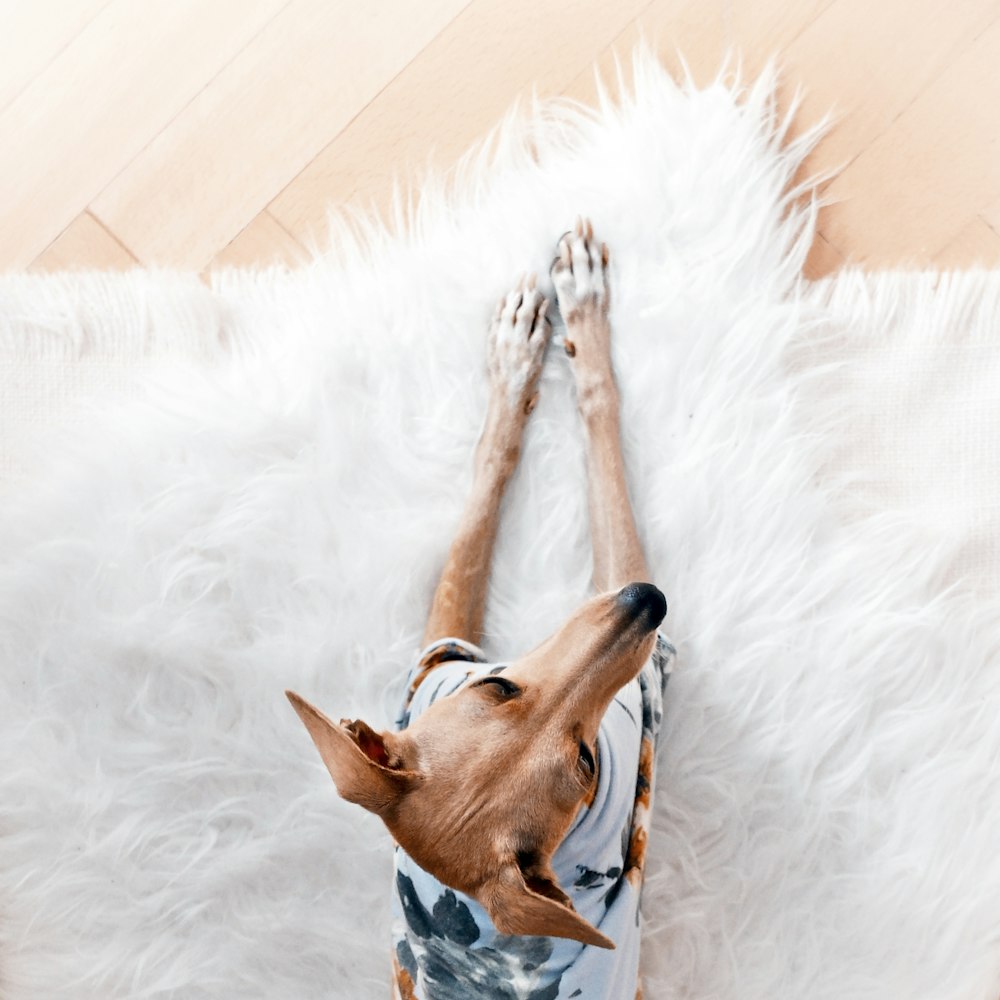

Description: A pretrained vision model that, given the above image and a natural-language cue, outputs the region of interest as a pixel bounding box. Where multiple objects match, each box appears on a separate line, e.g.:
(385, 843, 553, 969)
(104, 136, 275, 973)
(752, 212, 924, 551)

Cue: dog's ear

(480, 857, 615, 950)
(286, 691, 421, 817)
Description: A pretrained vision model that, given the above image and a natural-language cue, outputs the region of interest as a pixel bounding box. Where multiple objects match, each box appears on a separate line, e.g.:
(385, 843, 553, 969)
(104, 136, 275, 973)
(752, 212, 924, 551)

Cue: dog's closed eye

(471, 675, 520, 699)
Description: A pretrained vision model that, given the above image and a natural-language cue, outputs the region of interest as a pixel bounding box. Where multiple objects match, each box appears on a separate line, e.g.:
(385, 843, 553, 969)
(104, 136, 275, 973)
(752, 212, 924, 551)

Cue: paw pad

(550, 217, 609, 324)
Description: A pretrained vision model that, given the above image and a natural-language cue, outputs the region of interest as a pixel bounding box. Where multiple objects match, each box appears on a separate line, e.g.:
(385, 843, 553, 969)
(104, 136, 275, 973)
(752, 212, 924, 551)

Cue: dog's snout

(615, 582, 667, 628)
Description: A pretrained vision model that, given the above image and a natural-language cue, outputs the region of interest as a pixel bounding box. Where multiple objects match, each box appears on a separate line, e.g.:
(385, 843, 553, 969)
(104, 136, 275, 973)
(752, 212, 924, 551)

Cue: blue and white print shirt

(390, 630, 674, 1000)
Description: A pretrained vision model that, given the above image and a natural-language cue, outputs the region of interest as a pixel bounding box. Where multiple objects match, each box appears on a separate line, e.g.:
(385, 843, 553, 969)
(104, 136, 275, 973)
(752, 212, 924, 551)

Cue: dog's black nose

(615, 582, 667, 629)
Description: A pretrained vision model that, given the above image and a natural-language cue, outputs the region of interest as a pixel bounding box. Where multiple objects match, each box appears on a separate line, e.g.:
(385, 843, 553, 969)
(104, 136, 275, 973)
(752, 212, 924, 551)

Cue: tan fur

(288, 220, 660, 951)
(392, 955, 418, 1000)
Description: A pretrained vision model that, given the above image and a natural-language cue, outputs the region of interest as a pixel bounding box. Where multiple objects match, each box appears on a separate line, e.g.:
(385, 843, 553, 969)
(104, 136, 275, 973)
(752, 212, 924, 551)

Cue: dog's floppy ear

(286, 691, 421, 817)
(480, 857, 615, 950)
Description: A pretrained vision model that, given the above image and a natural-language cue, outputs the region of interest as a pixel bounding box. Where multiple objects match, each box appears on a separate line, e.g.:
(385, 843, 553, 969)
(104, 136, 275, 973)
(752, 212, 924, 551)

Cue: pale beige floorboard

(729, 0, 840, 61)
(210, 210, 309, 269)
(822, 15, 1000, 263)
(777, 0, 997, 177)
(803, 230, 846, 278)
(268, 0, 652, 247)
(32, 211, 138, 271)
(564, 0, 730, 102)
(779, 0, 997, 266)
(564, 0, 832, 98)
(933, 215, 1000, 267)
(980, 198, 1000, 234)
(0, 0, 110, 114)
(560, 0, 834, 104)
(90, 0, 471, 269)
(1, 0, 291, 269)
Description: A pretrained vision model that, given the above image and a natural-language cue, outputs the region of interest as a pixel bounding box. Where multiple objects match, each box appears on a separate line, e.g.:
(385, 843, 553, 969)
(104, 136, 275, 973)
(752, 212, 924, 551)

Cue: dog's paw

(487, 274, 550, 416)
(550, 217, 610, 333)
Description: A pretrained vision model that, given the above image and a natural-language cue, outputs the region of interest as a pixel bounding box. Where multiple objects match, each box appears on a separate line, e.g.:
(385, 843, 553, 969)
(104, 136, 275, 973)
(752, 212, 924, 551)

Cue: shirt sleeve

(652, 630, 676, 694)
(395, 636, 488, 730)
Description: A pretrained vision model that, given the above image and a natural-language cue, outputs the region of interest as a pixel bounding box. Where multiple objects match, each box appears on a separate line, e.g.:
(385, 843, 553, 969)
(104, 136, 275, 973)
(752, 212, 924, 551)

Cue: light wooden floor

(5, 0, 1000, 279)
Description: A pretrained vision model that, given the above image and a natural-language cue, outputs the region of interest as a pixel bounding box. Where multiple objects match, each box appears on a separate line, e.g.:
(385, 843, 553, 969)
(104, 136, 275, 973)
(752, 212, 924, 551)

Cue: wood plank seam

(213, 209, 309, 265)
(774, 0, 840, 51)
(82, 0, 299, 261)
(569, 0, 660, 83)
(0, 0, 115, 117)
(261, 0, 474, 222)
(80, 210, 140, 264)
(263, 210, 307, 254)
(819, 5, 1000, 183)
(2, 0, 304, 267)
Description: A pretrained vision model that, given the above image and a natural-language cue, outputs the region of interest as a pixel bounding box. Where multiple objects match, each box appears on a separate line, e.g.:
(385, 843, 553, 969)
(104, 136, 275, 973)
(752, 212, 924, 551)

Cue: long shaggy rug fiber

(2, 51, 999, 999)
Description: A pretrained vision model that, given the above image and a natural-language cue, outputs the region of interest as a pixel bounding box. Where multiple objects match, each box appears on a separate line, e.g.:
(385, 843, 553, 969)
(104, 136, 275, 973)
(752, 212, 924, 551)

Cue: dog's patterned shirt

(391, 631, 674, 1000)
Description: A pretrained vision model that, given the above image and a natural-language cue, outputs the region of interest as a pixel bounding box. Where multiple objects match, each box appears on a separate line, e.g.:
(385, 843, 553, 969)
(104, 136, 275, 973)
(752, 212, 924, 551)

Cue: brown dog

(288, 220, 672, 998)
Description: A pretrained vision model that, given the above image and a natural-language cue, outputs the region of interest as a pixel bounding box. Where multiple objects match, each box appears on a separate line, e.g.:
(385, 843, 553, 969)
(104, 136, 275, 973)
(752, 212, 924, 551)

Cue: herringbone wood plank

(7, 1, 998, 276)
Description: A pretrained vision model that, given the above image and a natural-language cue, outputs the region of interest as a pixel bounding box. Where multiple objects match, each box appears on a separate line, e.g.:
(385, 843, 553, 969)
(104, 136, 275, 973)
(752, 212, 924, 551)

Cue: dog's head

(286, 582, 665, 949)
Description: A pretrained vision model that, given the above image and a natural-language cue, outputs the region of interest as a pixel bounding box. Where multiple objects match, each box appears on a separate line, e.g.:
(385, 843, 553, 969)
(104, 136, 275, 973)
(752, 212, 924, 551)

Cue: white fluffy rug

(2, 52, 1000, 999)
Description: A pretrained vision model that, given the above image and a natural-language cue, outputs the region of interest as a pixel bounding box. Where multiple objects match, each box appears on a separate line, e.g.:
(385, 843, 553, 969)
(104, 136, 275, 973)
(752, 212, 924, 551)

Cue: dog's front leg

(422, 276, 550, 647)
(552, 219, 651, 593)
